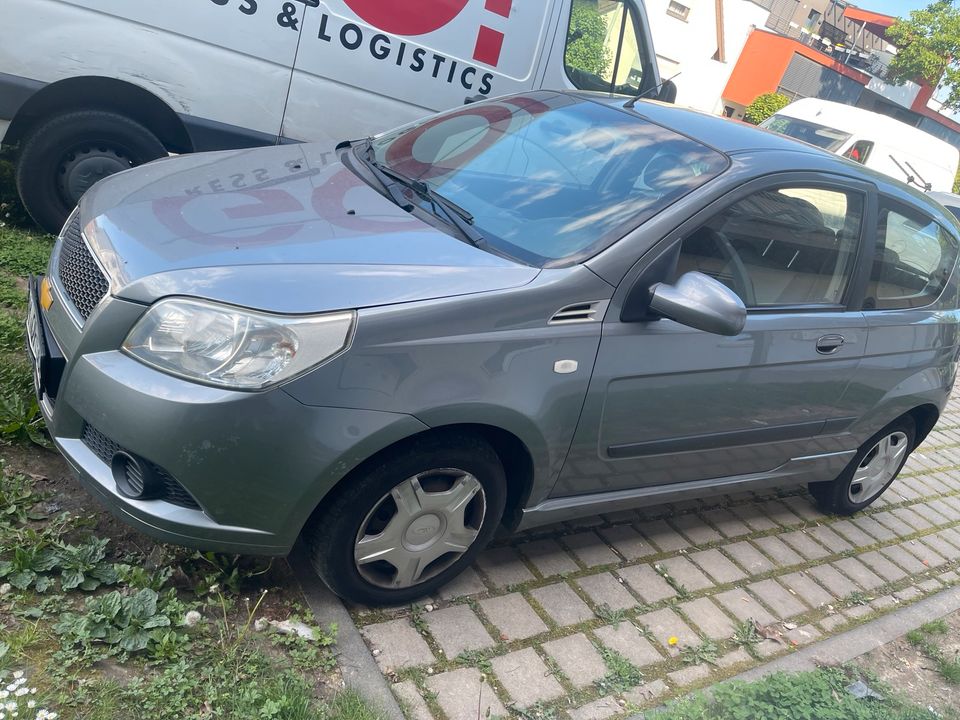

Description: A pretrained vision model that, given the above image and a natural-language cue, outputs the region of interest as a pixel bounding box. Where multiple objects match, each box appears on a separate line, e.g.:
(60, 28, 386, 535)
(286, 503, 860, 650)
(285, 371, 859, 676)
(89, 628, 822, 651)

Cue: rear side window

(865, 204, 959, 310)
(843, 140, 874, 165)
(675, 185, 864, 307)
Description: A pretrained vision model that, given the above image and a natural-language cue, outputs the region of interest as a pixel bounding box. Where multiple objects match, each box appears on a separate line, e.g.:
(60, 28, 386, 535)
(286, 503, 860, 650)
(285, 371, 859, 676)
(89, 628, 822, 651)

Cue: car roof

(566, 91, 960, 235)
(575, 92, 822, 155)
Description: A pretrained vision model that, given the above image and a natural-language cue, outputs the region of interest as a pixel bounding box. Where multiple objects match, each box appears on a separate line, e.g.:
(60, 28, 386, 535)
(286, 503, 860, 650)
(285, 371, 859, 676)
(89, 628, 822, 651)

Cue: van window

(564, 0, 646, 95)
(844, 141, 874, 165)
(761, 116, 852, 152)
(674, 186, 864, 307)
(865, 204, 959, 309)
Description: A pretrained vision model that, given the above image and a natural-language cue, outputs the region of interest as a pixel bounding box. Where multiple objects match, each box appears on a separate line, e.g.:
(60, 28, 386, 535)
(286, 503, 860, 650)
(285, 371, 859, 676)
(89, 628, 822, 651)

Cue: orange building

(719, 6, 960, 148)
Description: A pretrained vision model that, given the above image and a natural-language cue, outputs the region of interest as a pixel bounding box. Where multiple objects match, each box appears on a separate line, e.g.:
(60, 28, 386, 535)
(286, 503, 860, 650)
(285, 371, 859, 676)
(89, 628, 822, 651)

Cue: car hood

(78, 144, 538, 313)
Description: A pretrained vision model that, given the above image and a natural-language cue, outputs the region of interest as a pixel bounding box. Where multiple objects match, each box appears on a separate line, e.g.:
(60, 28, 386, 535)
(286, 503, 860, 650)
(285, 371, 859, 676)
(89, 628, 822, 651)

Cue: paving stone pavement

(350, 397, 960, 720)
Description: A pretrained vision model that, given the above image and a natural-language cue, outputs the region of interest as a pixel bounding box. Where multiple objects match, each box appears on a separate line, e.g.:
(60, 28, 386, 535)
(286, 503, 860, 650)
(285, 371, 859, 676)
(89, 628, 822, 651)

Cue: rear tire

(808, 417, 915, 515)
(15, 110, 166, 234)
(304, 431, 506, 606)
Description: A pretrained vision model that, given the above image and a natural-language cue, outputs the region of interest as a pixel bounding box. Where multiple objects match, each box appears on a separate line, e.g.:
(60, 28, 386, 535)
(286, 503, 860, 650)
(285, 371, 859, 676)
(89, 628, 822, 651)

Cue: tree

(743, 93, 791, 125)
(886, 0, 960, 110)
(565, 1, 611, 79)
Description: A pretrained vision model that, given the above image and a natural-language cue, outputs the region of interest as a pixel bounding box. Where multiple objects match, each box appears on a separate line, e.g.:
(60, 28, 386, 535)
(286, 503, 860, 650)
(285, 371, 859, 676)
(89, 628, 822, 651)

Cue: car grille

(57, 213, 109, 321)
(80, 423, 202, 511)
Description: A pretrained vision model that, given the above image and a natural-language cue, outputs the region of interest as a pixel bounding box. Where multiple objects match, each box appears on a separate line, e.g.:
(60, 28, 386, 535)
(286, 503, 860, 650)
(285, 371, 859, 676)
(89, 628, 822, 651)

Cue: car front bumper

(31, 274, 426, 556)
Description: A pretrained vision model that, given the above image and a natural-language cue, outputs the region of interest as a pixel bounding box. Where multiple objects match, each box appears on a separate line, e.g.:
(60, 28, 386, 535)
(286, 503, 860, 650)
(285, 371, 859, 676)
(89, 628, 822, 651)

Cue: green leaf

(143, 615, 171, 630)
(120, 627, 151, 652)
(33, 575, 53, 593)
(61, 568, 85, 590)
(8, 570, 35, 589)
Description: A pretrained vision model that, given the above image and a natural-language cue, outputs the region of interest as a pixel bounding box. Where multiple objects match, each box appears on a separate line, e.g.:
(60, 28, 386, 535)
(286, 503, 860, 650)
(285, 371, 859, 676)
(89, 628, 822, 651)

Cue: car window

(865, 204, 959, 310)
(761, 116, 852, 152)
(564, 0, 645, 95)
(843, 140, 874, 165)
(371, 92, 727, 266)
(674, 185, 864, 308)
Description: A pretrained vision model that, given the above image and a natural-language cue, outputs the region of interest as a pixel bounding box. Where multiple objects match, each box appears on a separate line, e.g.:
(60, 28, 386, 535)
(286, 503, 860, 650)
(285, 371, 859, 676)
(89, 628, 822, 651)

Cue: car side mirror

(657, 79, 678, 104)
(649, 271, 746, 336)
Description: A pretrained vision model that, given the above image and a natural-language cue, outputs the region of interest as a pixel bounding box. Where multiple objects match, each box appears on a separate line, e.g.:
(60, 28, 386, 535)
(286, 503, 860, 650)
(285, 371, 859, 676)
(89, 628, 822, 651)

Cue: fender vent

(548, 300, 608, 325)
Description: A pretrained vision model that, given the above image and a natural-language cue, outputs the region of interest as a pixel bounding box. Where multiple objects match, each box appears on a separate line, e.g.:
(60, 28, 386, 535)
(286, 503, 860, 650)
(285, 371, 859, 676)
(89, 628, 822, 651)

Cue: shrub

(744, 92, 791, 125)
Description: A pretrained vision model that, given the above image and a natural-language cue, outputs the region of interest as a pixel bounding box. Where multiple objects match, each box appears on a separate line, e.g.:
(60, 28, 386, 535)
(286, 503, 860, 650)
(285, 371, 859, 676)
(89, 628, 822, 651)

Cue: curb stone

(626, 581, 960, 719)
(289, 543, 405, 720)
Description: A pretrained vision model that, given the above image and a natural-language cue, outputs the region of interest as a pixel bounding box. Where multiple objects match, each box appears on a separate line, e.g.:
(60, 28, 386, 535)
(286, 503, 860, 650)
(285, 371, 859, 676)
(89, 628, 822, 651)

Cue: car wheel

(16, 110, 167, 234)
(808, 417, 915, 515)
(305, 432, 506, 605)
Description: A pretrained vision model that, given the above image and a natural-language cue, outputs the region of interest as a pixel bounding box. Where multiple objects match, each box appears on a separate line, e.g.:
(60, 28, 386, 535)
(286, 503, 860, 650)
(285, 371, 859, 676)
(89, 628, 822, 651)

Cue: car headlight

(122, 298, 355, 390)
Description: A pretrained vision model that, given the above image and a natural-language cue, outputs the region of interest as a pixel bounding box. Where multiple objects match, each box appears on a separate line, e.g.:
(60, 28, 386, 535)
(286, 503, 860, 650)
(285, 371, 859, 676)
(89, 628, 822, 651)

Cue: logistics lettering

(317, 13, 494, 95)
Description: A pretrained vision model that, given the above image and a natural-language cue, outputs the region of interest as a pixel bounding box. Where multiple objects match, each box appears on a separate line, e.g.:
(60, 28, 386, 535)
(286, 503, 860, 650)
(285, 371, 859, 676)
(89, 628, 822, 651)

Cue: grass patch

(907, 620, 960, 685)
(595, 645, 643, 694)
(648, 667, 944, 720)
(321, 689, 387, 720)
(0, 203, 53, 446)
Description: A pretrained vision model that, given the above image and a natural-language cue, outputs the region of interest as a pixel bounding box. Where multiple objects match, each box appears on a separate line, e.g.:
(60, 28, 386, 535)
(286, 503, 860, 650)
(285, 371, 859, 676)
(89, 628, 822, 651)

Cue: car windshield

(367, 92, 728, 266)
(760, 116, 852, 152)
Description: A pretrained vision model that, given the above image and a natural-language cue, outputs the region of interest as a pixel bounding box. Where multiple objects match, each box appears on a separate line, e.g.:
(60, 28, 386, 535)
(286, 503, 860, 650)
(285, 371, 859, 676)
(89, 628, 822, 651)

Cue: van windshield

(760, 116, 852, 152)
(366, 92, 727, 266)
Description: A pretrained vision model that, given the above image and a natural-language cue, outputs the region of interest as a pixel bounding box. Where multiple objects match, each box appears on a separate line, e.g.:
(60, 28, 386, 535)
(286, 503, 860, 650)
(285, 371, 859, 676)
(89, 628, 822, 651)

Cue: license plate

(25, 278, 47, 396)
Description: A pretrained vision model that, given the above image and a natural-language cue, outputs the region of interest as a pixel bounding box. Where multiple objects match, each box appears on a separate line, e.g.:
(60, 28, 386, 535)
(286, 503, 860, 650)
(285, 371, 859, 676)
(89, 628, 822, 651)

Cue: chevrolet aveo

(27, 91, 960, 604)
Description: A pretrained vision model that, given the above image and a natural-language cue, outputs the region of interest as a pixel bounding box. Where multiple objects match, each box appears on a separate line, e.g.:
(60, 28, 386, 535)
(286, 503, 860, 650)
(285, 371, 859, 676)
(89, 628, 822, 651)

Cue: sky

(861, 0, 934, 18)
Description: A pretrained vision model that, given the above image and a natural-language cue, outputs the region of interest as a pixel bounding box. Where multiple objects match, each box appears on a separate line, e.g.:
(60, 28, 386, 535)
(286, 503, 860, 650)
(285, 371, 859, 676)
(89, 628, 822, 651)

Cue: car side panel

(280, 266, 614, 507)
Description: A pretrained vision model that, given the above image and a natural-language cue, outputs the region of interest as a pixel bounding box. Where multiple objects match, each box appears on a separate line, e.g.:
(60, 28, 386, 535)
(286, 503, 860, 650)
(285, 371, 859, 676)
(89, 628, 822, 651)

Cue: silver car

(27, 91, 960, 604)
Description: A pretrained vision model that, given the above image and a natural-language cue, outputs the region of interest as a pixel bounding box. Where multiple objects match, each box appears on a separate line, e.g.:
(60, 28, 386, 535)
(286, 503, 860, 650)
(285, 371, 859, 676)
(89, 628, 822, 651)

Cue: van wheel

(304, 432, 506, 606)
(808, 417, 915, 516)
(16, 110, 166, 234)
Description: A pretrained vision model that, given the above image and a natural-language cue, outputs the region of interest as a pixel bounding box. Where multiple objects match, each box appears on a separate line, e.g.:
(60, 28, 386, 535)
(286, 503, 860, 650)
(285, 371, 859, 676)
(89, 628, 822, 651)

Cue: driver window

(564, 0, 645, 95)
(673, 186, 864, 308)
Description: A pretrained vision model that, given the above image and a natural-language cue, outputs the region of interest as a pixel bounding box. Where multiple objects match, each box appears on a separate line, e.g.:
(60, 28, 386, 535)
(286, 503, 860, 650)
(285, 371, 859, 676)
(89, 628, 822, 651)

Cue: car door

(553, 173, 875, 498)
(843, 197, 960, 432)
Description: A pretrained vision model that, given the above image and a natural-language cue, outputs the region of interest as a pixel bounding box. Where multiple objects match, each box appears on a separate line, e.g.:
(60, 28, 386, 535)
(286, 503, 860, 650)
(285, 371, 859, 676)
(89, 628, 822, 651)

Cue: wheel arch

(5, 76, 193, 153)
(300, 423, 537, 539)
(906, 403, 940, 450)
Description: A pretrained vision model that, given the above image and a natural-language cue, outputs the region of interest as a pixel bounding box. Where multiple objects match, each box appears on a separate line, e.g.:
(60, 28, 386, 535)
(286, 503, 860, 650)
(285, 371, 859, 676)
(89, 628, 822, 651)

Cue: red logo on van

(341, 0, 470, 36)
(342, 0, 512, 67)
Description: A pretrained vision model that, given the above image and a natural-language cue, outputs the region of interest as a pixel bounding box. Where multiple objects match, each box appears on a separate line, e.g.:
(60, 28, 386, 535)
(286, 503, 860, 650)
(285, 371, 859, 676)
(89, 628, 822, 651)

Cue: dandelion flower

(668, 636, 679, 646)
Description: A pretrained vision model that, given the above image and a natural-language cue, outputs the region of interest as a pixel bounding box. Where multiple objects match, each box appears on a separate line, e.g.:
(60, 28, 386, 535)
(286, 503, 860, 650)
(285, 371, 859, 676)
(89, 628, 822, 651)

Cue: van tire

(808, 417, 916, 516)
(16, 110, 167, 234)
(304, 431, 506, 605)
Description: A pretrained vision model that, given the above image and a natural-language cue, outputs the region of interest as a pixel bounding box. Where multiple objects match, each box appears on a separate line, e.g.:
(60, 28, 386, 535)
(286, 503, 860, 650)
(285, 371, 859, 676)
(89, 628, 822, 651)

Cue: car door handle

(816, 334, 845, 355)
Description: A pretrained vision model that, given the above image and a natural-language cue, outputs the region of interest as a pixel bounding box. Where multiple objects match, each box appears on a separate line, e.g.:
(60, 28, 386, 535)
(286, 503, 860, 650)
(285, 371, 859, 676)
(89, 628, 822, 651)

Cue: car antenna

(623, 72, 681, 109)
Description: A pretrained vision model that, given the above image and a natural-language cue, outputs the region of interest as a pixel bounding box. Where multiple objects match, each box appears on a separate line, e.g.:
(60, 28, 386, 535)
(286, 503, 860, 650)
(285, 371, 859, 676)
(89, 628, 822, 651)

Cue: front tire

(809, 417, 915, 515)
(305, 432, 506, 605)
(15, 110, 167, 234)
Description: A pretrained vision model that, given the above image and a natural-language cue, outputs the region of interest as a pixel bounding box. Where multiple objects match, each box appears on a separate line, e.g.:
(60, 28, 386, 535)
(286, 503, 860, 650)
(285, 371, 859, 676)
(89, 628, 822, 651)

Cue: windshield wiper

(362, 147, 485, 248)
(352, 140, 415, 212)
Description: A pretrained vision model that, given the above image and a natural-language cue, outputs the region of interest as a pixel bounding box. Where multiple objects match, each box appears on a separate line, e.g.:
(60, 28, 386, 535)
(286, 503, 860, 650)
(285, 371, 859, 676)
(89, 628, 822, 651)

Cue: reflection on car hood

(78, 144, 539, 313)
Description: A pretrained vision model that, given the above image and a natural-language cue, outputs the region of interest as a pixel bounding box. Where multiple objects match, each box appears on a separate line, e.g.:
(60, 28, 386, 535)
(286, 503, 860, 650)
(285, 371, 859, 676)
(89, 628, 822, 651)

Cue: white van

(762, 98, 960, 194)
(1, 0, 671, 233)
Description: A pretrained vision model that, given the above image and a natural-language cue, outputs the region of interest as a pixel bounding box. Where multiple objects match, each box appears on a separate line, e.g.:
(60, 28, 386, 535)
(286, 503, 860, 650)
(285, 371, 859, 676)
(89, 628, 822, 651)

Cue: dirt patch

(858, 609, 960, 715)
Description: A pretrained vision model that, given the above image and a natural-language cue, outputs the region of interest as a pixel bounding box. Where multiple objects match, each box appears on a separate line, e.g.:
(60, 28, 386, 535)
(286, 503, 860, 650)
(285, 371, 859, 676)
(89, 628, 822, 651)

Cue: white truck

(762, 98, 960, 195)
(1, 0, 672, 233)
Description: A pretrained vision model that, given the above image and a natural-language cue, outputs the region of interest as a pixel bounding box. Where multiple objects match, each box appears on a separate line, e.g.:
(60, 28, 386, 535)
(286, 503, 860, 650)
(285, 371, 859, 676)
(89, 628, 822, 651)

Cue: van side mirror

(657, 79, 677, 104)
(649, 271, 745, 336)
